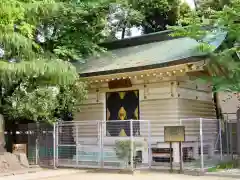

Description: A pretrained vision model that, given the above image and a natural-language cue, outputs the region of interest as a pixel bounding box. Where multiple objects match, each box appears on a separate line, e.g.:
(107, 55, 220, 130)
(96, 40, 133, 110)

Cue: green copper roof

(74, 30, 227, 77)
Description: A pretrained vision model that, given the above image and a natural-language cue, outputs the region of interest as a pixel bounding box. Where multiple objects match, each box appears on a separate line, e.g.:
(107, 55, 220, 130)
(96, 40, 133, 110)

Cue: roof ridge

(100, 30, 177, 50)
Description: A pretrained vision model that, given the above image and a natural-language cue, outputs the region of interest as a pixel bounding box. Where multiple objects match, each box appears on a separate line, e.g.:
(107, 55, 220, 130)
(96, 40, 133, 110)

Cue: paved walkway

(1, 170, 237, 180)
(46, 172, 238, 180)
(0, 169, 80, 180)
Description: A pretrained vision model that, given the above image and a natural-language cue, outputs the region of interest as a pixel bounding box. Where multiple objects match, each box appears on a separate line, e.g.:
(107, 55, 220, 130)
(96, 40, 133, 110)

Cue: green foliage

(0, 59, 78, 86)
(5, 86, 59, 123)
(107, 2, 144, 39)
(0, 0, 111, 123)
(217, 160, 237, 169)
(115, 140, 136, 167)
(115, 140, 143, 167)
(137, 0, 181, 33)
(179, 2, 194, 26)
(207, 160, 238, 172)
(107, 0, 193, 39)
(169, 0, 240, 93)
(22, 0, 112, 60)
(0, 0, 113, 61)
(4, 81, 87, 123)
(55, 81, 87, 118)
(129, 0, 183, 33)
(196, 0, 230, 17)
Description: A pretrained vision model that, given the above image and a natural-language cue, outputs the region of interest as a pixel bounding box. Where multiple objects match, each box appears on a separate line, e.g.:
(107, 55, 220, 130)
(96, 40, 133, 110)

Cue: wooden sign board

(12, 144, 27, 154)
(164, 126, 185, 142)
(108, 79, 132, 89)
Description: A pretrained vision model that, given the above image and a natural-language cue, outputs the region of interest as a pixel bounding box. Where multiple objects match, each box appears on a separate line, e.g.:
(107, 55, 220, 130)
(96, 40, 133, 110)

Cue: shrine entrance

(106, 90, 140, 137)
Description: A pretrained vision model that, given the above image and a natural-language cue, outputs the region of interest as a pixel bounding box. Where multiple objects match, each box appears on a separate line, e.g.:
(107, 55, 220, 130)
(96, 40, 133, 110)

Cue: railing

(26, 118, 225, 172)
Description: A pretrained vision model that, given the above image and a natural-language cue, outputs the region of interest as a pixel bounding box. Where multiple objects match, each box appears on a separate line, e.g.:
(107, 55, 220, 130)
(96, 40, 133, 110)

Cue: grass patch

(207, 160, 238, 172)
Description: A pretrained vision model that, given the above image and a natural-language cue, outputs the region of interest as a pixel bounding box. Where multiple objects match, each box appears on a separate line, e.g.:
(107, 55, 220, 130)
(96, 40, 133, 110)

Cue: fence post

(226, 119, 230, 156)
(97, 121, 103, 168)
(229, 122, 233, 160)
(200, 118, 204, 171)
(76, 123, 78, 167)
(35, 122, 39, 165)
(219, 119, 223, 161)
(35, 138, 38, 165)
(56, 123, 59, 167)
(148, 120, 152, 168)
(53, 123, 56, 169)
(130, 120, 134, 171)
(100, 121, 104, 168)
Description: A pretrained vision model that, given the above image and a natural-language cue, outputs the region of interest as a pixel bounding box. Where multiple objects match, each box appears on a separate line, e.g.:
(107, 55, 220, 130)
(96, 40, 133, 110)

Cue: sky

(115, 0, 195, 39)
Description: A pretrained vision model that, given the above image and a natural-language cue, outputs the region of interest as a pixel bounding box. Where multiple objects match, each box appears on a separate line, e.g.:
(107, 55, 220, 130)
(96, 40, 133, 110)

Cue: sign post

(164, 126, 185, 173)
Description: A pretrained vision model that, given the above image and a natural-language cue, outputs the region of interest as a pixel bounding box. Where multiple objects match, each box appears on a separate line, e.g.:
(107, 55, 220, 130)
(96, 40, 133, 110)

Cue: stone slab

(13, 153, 29, 168)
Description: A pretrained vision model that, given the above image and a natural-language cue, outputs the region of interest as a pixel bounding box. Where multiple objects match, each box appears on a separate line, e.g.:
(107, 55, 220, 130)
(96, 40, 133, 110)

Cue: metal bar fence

(53, 123, 56, 169)
(179, 118, 223, 172)
(200, 118, 204, 171)
(101, 120, 133, 170)
(27, 123, 54, 168)
(52, 118, 226, 172)
(222, 113, 237, 160)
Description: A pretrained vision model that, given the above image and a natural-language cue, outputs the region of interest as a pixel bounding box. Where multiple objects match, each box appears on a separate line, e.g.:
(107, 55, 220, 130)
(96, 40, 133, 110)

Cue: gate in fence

(55, 120, 151, 170)
(28, 123, 54, 167)
(32, 118, 225, 172)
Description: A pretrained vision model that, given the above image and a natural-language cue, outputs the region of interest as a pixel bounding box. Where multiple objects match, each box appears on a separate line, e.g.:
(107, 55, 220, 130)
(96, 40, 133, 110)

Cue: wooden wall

(176, 77, 216, 118)
(75, 76, 216, 119)
(75, 77, 180, 121)
(73, 75, 217, 143)
(175, 77, 217, 143)
(75, 103, 104, 121)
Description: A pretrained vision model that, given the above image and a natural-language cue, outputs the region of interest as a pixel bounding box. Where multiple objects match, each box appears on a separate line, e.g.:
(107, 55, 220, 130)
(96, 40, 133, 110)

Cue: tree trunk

(194, 0, 197, 9)
(121, 27, 126, 39)
(0, 114, 6, 154)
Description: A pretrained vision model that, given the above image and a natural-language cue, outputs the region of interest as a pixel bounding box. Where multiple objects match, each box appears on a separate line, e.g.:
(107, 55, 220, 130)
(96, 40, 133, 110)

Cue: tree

(106, 1, 144, 39)
(105, 3, 143, 40)
(195, 0, 230, 17)
(0, 0, 94, 122)
(178, 2, 193, 26)
(171, 0, 239, 92)
(0, 0, 116, 152)
(170, 0, 240, 158)
(129, 0, 182, 34)
(106, 0, 193, 39)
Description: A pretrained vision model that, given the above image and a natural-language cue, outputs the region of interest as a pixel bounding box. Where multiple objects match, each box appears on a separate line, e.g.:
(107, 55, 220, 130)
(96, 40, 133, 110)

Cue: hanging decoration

(84, 63, 199, 84)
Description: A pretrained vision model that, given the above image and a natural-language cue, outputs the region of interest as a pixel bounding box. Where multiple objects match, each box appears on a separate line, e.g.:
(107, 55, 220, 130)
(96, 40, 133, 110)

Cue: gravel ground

(1, 169, 236, 180)
(42, 171, 238, 180)
(206, 169, 240, 178)
(0, 169, 80, 180)
(0, 169, 239, 180)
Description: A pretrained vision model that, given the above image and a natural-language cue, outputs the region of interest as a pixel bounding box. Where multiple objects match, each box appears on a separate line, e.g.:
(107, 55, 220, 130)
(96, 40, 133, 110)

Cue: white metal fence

(51, 118, 224, 172)
(222, 113, 238, 158)
(179, 118, 223, 171)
